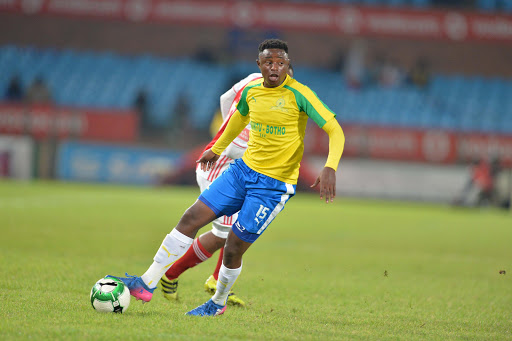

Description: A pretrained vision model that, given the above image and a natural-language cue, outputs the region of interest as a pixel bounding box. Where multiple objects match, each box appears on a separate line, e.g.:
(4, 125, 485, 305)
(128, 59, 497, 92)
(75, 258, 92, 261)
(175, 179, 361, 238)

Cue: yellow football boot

(160, 276, 179, 301)
(204, 275, 217, 295)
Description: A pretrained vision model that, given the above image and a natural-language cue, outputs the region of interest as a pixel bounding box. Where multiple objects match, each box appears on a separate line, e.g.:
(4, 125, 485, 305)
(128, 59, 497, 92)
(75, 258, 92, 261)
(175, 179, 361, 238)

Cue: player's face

(257, 49, 290, 88)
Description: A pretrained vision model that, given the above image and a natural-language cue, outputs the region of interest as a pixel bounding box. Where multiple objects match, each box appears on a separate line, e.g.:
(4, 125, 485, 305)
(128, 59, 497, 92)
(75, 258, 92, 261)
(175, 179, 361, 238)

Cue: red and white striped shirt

(196, 73, 262, 182)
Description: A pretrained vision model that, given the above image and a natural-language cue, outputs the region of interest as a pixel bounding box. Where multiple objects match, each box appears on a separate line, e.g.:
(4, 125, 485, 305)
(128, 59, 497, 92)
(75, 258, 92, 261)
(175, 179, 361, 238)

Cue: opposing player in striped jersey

(108, 39, 344, 317)
(159, 65, 294, 305)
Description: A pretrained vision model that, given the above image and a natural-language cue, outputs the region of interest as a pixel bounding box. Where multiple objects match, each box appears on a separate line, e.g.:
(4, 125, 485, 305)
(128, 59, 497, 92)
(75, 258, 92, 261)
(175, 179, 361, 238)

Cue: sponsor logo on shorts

(235, 221, 245, 232)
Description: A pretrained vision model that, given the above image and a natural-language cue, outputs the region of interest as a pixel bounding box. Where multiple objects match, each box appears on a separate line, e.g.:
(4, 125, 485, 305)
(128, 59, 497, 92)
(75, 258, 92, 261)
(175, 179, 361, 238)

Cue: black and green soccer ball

(90, 277, 130, 313)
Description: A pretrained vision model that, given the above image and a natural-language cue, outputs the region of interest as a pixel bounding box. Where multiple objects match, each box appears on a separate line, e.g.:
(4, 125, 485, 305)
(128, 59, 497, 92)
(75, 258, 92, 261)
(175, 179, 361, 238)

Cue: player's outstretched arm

(311, 167, 337, 203)
(312, 118, 345, 203)
(197, 149, 220, 171)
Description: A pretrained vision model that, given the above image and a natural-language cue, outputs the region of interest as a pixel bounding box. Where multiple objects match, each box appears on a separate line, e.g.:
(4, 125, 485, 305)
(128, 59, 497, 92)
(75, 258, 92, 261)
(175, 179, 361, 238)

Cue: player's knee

(212, 236, 226, 250)
(198, 231, 226, 252)
(177, 202, 216, 234)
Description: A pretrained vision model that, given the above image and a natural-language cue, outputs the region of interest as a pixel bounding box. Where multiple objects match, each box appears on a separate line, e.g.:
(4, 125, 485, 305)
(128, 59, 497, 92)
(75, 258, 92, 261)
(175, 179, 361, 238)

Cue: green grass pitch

(1, 180, 511, 340)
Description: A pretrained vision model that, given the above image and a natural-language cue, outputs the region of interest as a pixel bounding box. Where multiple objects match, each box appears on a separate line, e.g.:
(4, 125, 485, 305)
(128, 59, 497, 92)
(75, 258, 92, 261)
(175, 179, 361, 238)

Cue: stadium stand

(1, 45, 511, 135)
(286, 0, 512, 12)
(288, 0, 431, 6)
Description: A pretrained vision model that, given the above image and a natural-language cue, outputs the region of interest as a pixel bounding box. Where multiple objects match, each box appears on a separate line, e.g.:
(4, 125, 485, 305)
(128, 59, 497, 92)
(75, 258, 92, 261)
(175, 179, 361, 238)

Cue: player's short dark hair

(258, 39, 288, 54)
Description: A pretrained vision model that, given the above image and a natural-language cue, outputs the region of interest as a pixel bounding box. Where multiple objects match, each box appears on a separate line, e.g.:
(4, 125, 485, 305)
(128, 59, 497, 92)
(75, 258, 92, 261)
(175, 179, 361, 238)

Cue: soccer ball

(90, 277, 130, 313)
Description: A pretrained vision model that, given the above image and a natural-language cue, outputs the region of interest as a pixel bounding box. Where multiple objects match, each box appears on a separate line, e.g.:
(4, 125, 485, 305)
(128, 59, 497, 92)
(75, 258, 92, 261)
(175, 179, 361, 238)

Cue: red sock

(212, 247, 224, 281)
(165, 238, 212, 280)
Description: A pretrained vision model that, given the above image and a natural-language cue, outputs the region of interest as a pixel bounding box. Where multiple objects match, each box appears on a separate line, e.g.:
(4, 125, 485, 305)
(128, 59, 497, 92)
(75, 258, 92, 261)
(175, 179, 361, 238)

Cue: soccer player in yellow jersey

(160, 66, 294, 307)
(108, 39, 345, 317)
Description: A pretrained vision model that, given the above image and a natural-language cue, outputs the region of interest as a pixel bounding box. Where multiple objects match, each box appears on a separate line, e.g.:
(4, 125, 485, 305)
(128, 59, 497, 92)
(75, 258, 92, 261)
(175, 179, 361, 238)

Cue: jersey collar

(261, 74, 291, 90)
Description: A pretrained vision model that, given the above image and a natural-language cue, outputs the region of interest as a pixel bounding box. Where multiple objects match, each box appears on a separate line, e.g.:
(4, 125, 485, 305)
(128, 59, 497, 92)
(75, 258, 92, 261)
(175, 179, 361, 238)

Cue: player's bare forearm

(197, 149, 220, 171)
(310, 167, 337, 203)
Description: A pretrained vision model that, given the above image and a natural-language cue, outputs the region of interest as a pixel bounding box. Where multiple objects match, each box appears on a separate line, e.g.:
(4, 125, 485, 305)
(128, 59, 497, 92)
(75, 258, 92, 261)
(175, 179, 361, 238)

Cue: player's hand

(310, 167, 336, 203)
(197, 149, 220, 171)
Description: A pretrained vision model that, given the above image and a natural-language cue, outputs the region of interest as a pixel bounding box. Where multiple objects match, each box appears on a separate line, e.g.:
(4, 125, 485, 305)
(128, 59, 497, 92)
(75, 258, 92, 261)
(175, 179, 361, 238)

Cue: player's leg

(161, 230, 225, 300)
(212, 229, 252, 299)
(160, 172, 230, 300)
(108, 200, 217, 302)
(108, 161, 248, 303)
(166, 231, 225, 281)
(156, 173, 224, 300)
(204, 247, 223, 293)
(212, 248, 223, 281)
(186, 230, 251, 316)
(200, 219, 230, 288)
(205, 211, 269, 311)
(187, 167, 296, 316)
(199, 212, 246, 306)
(207, 214, 233, 286)
(160, 172, 241, 301)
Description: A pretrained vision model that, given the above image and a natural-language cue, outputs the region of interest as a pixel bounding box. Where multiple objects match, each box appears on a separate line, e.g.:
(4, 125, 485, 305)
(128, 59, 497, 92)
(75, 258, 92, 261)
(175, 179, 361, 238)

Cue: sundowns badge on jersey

(270, 97, 288, 112)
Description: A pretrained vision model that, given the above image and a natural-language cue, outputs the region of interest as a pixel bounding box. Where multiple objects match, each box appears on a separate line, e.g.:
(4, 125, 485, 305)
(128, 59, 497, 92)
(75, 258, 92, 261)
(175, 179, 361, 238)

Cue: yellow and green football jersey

(233, 75, 337, 184)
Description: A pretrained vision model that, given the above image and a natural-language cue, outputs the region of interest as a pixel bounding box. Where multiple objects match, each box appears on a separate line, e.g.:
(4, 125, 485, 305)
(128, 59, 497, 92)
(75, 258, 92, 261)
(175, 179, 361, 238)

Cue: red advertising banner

(307, 123, 512, 166)
(0, 103, 138, 142)
(1, 0, 512, 43)
(456, 133, 512, 164)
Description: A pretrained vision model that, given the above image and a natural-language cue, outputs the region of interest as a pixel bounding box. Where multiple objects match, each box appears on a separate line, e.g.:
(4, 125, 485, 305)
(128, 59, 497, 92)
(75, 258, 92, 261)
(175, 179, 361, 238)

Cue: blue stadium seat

(1, 45, 511, 134)
(477, 0, 497, 11)
(387, 0, 407, 6)
(411, 0, 430, 7)
(502, 0, 512, 12)
(361, 0, 382, 6)
(499, 117, 512, 134)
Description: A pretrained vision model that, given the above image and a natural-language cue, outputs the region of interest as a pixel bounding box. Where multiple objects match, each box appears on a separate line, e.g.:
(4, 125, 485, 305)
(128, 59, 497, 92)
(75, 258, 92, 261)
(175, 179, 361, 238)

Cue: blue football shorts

(199, 158, 296, 243)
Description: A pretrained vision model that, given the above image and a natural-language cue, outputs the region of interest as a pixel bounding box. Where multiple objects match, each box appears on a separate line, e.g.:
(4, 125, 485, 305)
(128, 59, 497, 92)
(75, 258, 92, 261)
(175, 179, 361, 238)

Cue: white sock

(212, 262, 242, 306)
(141, 229, 193, 289)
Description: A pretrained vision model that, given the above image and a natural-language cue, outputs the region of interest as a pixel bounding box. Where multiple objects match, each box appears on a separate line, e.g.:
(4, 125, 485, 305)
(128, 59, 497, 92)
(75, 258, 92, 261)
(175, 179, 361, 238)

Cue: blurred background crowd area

(0, 0, 511, 208)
